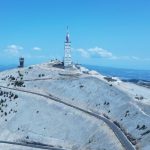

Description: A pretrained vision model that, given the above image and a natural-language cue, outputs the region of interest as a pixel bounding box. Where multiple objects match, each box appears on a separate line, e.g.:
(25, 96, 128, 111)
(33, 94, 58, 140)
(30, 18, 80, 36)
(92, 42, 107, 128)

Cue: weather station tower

(64, 27, 72, 68)
(18, 57, 24, 68)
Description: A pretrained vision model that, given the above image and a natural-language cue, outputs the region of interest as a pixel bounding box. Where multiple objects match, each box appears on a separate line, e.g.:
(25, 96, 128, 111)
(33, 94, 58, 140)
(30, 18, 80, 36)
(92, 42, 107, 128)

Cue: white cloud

(76, 48, 90, 58)
(75, 46, 117, 59)
(75, 46, 149, 62)
(33, 47, 42, 51)
(88, 47, 114, 58)
(5, 44, 23, 55)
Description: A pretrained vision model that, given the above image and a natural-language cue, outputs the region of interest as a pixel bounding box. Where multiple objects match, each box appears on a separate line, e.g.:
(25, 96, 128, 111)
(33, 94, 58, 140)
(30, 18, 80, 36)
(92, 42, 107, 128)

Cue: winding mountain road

(0, 85, 136, 150)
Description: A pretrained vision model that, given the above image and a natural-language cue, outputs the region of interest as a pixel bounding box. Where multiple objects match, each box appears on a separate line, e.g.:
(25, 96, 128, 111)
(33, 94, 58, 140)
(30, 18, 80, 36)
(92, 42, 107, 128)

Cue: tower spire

(66, 26, 70, 43)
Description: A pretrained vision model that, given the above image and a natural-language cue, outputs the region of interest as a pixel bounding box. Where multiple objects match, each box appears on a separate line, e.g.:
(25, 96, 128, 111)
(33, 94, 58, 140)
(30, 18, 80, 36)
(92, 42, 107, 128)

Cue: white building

(64, 27, 72, 68)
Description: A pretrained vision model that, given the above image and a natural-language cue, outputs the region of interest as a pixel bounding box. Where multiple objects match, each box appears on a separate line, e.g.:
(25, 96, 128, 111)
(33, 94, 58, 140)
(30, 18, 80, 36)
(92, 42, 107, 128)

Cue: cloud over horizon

(5, 44, 23, 56)
(3, 44, 48, 61)
(88, 47, 116, 59)
(75, 46, 149, 62)
(76, 48, 90, 58)
(75, 47, 117, 60)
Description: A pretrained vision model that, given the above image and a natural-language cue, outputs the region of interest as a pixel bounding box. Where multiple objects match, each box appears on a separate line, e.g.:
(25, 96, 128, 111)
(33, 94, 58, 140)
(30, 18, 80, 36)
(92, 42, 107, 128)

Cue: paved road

(0, 85, 136, 150)
(23, 78, 53, 82)
(23, 77, 78, 82)
(0, 140, 66, 150)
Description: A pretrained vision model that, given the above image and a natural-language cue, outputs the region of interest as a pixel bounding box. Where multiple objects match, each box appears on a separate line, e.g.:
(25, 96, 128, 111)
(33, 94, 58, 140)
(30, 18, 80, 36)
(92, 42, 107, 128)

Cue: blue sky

(0, 0, 150, 70)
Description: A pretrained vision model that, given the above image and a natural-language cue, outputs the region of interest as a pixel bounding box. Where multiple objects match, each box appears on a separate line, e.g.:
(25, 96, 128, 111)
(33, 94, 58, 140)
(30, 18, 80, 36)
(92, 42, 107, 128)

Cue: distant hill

(84, 64, 150, 81)
(0, 65, 16, 71)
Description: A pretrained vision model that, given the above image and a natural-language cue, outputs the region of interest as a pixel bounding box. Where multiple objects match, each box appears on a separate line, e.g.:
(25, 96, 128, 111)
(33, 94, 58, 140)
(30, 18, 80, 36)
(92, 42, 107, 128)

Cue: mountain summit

(0, 60, 149, 150)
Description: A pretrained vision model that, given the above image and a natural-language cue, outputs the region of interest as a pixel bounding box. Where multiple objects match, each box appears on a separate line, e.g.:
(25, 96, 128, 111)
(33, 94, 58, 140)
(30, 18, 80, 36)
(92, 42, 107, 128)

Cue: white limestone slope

(0, 61, 149, 149)
(0, 62, 124, 150)
(0, 88, 124, 150)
